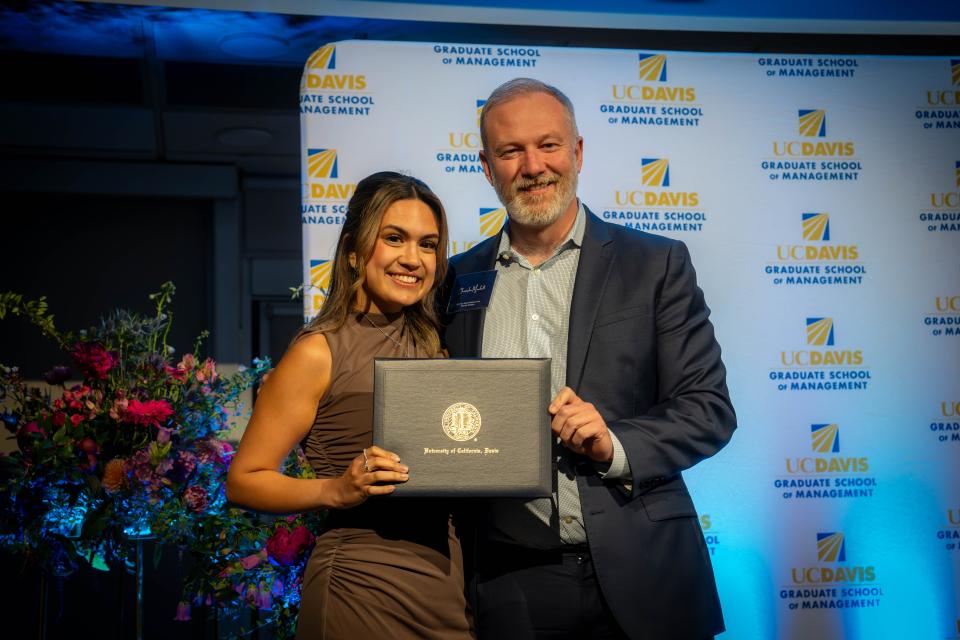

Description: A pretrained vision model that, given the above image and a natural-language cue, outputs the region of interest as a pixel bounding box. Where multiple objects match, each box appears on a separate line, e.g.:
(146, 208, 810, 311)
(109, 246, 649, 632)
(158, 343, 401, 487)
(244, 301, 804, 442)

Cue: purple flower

(174, 601, 191, 621)
(44, 366, 72, 385)
(183, 485, 209, 513)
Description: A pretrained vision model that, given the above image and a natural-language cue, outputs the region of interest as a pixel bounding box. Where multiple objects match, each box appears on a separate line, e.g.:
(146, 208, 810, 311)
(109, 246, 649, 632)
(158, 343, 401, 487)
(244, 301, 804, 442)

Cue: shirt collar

(496, 200, 586, 258)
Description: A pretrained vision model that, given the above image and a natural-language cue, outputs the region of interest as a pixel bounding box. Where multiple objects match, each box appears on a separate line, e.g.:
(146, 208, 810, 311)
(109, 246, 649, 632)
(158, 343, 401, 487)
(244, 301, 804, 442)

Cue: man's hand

(549, 387, 614, 463)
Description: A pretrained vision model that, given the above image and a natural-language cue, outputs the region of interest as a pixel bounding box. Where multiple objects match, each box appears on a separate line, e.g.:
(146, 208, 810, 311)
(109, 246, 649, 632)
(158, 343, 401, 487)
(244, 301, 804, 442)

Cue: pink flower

(69, 414, 83, 427)
(165, 364, 187, 382)
(109, 396, 129, 421)
(183, 485, 209, 513)
(174, 601, 191, 621)
(239, 552, 264, 570)
(125, 399, 173, 428)
(71, 342, 117, 380)
(195, 358, 218, 383)
(52, 412, 66, 427)
(178, 353, 196, 372)
(266, 525, 315, 566)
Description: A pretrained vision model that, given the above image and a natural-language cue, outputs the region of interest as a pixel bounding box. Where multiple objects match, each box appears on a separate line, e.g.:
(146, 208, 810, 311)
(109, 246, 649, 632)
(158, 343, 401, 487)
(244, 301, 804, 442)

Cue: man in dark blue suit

(441, 78, 736, 639)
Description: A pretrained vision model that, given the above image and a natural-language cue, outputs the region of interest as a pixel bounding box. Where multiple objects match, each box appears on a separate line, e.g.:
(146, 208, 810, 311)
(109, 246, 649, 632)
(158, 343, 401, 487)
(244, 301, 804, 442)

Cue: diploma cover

(373, 358, 552, 497)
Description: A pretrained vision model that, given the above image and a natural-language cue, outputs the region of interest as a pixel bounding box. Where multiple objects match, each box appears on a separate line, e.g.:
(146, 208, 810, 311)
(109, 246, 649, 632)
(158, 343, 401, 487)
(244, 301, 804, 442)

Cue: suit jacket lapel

(567, 209, 615, 392)
(453, 233, 501, 356)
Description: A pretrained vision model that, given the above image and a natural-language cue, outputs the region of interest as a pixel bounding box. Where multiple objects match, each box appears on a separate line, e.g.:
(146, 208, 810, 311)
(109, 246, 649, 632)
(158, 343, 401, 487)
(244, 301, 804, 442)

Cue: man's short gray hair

(479, 78, 579, 150)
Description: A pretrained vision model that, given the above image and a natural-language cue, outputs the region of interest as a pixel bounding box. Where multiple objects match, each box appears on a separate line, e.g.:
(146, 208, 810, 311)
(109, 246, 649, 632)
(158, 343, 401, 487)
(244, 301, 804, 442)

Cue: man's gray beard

(496, 170, 578, 228)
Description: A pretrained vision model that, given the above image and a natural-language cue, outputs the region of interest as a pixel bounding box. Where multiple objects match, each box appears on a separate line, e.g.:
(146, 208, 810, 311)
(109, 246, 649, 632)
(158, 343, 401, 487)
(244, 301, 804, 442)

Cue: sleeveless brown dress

(296, 312, 473, 639)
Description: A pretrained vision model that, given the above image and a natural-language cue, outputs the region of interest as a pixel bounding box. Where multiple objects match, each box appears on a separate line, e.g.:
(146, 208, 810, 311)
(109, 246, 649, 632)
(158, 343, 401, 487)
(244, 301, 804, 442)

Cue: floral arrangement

(0, 284, 321, 638)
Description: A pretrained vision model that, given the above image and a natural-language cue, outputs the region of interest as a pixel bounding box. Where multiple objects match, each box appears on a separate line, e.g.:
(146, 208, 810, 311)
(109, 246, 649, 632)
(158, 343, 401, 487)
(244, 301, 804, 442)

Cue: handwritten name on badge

(447, 270, 497, 313)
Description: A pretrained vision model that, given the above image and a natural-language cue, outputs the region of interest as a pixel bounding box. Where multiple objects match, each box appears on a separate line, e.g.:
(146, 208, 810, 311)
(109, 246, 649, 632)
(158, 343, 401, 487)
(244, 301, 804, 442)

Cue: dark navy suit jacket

(440, 208, 737, 639)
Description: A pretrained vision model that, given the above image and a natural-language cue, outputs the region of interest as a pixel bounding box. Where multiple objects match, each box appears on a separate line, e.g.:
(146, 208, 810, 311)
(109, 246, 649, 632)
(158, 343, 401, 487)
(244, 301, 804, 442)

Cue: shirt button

(562, 516, 574, 524)
(531, 313, 539, 321)
(532, 269, 541, 277)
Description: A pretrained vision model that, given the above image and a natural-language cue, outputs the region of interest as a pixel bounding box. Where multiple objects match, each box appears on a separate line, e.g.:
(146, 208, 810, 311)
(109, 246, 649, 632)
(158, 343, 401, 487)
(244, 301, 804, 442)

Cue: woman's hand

(332, 445, 409, 508)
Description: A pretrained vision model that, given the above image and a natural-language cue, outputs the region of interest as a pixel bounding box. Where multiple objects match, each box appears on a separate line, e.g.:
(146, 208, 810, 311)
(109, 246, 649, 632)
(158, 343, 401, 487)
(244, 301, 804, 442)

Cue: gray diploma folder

(372, 358, 552, 497)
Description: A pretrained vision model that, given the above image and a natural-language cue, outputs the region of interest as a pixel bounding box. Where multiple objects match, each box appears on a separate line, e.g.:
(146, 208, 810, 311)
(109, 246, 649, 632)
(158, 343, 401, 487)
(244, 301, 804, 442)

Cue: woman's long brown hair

(296, 171, 449, 355)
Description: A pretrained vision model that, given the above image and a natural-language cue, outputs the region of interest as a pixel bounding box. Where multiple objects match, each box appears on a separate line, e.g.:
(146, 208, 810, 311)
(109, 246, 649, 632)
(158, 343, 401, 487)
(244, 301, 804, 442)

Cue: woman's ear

(348, 252, 357, 269)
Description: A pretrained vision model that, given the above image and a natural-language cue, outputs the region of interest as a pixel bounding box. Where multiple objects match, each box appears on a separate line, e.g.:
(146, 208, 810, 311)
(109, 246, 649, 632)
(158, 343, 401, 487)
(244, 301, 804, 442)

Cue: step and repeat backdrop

(299, 41, 959, 639)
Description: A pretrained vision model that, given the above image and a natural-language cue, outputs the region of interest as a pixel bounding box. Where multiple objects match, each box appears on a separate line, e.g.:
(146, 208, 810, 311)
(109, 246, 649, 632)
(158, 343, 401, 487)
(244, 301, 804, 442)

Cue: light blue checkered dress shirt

(482, 203, 630, 548)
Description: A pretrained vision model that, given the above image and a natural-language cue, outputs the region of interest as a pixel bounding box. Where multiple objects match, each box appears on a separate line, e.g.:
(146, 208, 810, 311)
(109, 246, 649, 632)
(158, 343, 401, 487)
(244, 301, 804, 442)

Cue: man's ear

(479, 149, 495, 187)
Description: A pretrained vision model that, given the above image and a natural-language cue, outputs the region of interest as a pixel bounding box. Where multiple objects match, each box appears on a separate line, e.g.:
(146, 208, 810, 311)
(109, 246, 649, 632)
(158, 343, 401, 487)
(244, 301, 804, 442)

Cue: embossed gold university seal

(441, 402, 481, 441)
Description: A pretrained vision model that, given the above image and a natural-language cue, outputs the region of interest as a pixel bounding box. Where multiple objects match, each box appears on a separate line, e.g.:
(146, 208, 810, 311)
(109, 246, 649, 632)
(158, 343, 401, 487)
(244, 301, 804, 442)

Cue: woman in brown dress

(226, 172, 473, 639)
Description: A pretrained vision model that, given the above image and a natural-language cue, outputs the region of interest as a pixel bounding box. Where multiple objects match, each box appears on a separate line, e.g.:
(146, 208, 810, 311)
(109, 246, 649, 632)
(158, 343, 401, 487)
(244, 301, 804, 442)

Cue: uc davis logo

(922, 161, 960, 231)
(307, 44, 336, 70)
(438, 99, 484, 175)
(799, 109, 826, 137)
(303, 44, 366, 92)
(768, 213, 863, 285)
(310, 259, 332, 290)
(811, 423, 839, 453)
(927, 295, 960, 336)
(309, 259, 332, 311)
(932, 400, 960, 444)
(817, 532, 845, 562)
(638, 53, 667, 82)
(801, 213, 830, 241)
(783, 532, 879, 608)
(767, 108, 859, 181)
(806, 317, 835, 346)
(479, 208, 506, 238)
(308, 148, 338, 179)
(641, 158, 670, 187)
(918, 60, 960, 127)
(608, 157, 704, 231)
(609, 52, 696, 104)
(307, 149, 356, 201)
(780, 422, 873, 492)
(773, 317, 869, 390)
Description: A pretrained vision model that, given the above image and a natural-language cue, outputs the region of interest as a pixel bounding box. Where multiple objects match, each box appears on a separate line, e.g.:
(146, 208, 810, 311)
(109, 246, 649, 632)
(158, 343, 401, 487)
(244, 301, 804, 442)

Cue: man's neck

(508, 200, 579, 267)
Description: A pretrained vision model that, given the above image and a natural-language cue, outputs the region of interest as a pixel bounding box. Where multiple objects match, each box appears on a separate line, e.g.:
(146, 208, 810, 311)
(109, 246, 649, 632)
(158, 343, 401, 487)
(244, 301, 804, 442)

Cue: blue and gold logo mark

(310, 259, 332, 291)
(641, 158, 670, 187)
(308, 149, 338, 179)
(806, 317, 835, 346)
(310, 259, 333, 311)
(955, 160, 959, 188)
(307, 44, 336, 70)
(479, 208, 506, 238)
(799, 109, 826, 137)
(817, 532, 846, 562)
(952, 60, 960, 86)
(476, 99, 486, 128)
(801, 213, 830, 241)
(638, 53, 667, 82)
(811, 424, 840, 453)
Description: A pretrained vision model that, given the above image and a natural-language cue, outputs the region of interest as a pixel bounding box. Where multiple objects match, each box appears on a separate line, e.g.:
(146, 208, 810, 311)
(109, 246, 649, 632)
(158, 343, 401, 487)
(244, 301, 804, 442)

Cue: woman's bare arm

(226, 332, 408, 512)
